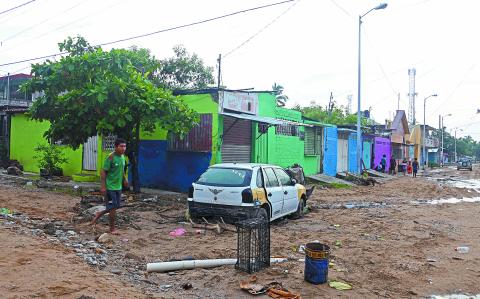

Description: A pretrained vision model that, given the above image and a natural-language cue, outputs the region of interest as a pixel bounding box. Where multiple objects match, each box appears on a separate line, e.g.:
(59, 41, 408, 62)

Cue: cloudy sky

(1, 0, 479, 140)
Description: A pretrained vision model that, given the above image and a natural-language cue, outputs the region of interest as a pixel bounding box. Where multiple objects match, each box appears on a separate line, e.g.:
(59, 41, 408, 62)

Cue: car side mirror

(291, 179, 297, 185)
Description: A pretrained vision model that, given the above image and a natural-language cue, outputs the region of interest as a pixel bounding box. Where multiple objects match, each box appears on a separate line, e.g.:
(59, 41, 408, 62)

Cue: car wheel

(292, 198, 305, 219)
(253, 207, 269, 221)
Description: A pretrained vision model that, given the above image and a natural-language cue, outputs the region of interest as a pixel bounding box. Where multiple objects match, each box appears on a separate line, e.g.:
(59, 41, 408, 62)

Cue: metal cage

(235, 218, 270, 273)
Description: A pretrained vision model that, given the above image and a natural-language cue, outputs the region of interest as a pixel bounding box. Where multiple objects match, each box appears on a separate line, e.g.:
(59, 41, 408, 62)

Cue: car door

(262, 167, 284, 219)
(274, 168, 298, 214)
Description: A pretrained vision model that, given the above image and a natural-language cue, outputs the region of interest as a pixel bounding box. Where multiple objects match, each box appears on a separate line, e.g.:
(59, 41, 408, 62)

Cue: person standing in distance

(91, 138, 128, 234)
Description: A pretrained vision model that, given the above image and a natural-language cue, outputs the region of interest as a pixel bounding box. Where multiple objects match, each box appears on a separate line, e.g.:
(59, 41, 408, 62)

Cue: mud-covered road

(1, 166, 480, 298)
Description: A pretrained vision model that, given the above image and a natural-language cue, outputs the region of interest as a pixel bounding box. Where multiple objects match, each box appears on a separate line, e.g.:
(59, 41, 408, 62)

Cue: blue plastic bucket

(304, 243, 330, 284)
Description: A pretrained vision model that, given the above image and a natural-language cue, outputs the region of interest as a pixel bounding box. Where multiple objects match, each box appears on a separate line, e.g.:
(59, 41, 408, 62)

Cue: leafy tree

(23, 36, 198, 192)
(294, 102, 372, 126)
(156, 45, 215, 90)
(272, 82, 288, 107)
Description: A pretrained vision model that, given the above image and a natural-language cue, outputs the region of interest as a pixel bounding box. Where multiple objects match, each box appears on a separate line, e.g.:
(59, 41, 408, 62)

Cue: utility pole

(397, 92, 400, 111)
(6, 73, 10, 106)
(217, 54, 221, 90)
(438, 115, 442, 166)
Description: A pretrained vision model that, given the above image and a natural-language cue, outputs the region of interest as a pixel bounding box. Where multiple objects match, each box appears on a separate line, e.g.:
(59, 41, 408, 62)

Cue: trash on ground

(329, 280, 352, 290)
(0, 207, 12, 216)
(146, 257, 288, 273)
(169, 227, 187, 237)
(267, 286, 301, 299)
(455, 246, 470, 253)
(334, 240, 342, 248)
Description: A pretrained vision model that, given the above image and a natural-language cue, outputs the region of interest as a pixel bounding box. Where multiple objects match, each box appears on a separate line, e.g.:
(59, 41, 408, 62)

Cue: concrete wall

(252, 95, 319, 176)
(136, 93, 219, 192)
(9, 114, 83, 176)
(373, 137, 391, 171)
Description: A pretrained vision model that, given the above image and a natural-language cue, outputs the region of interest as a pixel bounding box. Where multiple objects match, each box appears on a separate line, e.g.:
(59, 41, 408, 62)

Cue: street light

(454, 127, 463, 162)
(422, 94, 437, 169)
(440, 113, 452, 166)
(357, 3, 388, 173)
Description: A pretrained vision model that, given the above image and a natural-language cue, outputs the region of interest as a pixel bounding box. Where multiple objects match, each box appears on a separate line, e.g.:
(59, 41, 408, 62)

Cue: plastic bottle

(455, 246, 470, 253)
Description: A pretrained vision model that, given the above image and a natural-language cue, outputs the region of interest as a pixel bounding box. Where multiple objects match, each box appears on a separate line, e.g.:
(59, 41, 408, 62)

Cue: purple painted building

(373, 137, 391, 171)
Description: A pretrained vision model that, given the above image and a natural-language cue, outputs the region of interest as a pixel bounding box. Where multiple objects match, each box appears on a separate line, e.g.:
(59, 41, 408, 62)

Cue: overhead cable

(0, 0, 37, 16)
(0, 0, 295, 67)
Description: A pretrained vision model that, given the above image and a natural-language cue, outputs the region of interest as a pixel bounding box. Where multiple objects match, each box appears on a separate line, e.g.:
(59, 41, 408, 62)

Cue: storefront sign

(219, 91, 258, 115)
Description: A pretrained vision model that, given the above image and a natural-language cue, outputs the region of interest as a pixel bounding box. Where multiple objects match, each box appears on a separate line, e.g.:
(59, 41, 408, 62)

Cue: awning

(337, 128, 356, 133)
(221, 112, 313, 127)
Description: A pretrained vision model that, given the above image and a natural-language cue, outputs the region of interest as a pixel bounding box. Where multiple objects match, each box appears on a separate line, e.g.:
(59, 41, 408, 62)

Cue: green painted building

(7, 88, 328, 191)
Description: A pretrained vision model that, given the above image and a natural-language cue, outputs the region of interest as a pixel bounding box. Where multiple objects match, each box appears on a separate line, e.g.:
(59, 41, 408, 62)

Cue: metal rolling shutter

(222, 116, 252, 163)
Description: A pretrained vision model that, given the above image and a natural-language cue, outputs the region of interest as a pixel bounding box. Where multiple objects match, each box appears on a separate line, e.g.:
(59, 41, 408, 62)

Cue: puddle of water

(413, 197, 480, 205)
(316, 202, 391, 209)
(427, 177, 480, 192)
(429, 295, 480, 299)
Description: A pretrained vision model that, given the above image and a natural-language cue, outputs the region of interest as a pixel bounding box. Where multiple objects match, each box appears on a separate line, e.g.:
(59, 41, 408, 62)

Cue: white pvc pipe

(146, 258, 288, 273)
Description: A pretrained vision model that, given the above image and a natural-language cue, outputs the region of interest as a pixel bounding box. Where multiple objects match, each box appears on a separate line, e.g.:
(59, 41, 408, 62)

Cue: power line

(431, 64, 476, 114)
(0, 0, 37, 16)
(224, 0, 299, 58)
(1, 0, 86, 44)
(0, 0, 123, 54)
(329, 0, 353, 19)
(98, 0, 295, 48)
(0, 0, 294, 67)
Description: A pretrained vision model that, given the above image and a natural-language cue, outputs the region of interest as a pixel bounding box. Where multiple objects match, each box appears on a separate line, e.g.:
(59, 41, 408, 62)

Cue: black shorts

(106, 190, 122, 210)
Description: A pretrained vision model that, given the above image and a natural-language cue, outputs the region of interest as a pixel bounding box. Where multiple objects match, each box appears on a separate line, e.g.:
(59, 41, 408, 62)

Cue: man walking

(91, 138, 128, 234)
(380, 154, 387, 173)
(412, 158, 419, 178)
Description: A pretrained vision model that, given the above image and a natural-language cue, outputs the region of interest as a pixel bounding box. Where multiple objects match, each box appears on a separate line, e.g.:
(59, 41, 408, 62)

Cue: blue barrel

(304, 243, 330, 284)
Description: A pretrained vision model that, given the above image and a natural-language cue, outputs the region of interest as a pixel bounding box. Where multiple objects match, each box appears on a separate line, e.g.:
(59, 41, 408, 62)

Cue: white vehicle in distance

(187, 163, 311, 222)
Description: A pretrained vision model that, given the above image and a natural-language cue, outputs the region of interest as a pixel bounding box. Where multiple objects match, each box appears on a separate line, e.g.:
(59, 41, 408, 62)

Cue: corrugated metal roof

(221, 112, 313, 127)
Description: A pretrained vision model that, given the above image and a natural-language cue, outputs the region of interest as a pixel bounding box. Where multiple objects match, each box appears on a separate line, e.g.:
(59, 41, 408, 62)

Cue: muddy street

(1, 167, 480, 298)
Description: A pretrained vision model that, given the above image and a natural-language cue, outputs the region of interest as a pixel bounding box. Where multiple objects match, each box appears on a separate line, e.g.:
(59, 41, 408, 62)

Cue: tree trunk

(130, 122, 141, 194)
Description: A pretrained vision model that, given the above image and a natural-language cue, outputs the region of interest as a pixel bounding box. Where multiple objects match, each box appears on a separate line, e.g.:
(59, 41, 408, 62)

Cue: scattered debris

(97, 233, 113, 244)
(146, 258, 288, 273)
(328, 280, 352, 290)
(169, 228, 187, 237)
(455, 246, 470, 253)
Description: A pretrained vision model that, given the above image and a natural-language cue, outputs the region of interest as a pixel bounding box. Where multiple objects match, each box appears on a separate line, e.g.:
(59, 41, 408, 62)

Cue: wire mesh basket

(235, 217, 270, 273)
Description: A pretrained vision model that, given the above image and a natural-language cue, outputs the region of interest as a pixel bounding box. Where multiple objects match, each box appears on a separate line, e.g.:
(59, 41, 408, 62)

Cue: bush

(33, 143, 68, 177)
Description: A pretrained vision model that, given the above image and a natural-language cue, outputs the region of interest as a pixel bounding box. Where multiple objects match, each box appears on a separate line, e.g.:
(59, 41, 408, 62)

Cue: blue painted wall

(362, 141, 372, 169)
(323, 126, 337, 176)
(137, 140, 211, 192)
(348, 133, 358, 173)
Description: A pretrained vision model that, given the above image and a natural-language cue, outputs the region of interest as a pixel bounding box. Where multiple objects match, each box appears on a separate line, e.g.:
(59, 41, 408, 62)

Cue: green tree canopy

(156, 45, 215, 90)
(23, 36, 199, 192)
(293, 102, 372, 126)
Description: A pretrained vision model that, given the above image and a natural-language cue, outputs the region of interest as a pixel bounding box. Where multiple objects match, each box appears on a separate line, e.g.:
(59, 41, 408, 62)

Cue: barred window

(304, 127, 322, 155)
(168, 114, 212, 152)
(275, 123, 298, 136)
(102, 135, 117, 151)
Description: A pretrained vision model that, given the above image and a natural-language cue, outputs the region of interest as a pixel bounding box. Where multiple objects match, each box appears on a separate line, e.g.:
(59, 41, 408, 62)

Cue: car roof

(211, 163, 282, 170)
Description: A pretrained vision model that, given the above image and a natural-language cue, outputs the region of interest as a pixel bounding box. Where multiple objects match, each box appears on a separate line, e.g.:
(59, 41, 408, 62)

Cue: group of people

(377, 154, 419, 178)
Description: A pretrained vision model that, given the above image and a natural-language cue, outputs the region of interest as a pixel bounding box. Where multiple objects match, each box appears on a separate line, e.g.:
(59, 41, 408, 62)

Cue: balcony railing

(0, 97, 33, 107)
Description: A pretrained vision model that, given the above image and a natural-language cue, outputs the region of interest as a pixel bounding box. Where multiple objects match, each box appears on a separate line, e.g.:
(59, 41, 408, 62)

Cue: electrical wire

(431, 64, 476, 114)
(0, 0, 295, 67)
(223, 0, 299, 58)
(329, 0, 353, 19)
(0, 0, 37, 16)
(1, 0, 86, 44)
(0, 0, 121, 53)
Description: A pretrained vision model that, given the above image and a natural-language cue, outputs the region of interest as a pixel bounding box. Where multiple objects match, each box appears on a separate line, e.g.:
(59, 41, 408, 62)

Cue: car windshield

(196, 167, 252, 187)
